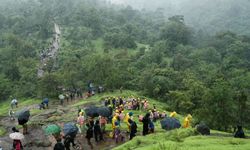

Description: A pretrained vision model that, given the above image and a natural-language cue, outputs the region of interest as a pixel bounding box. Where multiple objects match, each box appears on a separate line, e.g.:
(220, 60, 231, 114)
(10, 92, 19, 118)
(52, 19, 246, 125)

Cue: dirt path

(38, 23, 61, 77)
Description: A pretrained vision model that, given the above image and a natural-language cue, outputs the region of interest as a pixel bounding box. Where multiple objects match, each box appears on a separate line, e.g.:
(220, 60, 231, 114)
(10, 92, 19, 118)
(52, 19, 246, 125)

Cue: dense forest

(0, 0, 250, 132)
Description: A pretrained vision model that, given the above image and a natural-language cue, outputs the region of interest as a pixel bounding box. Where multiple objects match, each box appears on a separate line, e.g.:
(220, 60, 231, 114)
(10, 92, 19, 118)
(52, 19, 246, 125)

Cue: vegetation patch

(0, 126, 6, 136)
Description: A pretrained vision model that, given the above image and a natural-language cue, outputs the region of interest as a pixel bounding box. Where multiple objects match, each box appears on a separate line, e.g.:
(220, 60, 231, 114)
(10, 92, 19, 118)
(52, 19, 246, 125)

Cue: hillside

(0, 91, 249, 150)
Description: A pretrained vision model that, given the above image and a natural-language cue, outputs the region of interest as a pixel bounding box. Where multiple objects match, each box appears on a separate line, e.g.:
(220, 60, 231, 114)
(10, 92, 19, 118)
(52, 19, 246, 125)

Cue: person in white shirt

(11, 98, 18, 109)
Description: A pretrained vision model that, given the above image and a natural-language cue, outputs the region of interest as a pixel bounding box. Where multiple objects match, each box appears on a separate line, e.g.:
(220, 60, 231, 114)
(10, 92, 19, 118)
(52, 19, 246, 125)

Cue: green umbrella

(44, 124, 61, 135)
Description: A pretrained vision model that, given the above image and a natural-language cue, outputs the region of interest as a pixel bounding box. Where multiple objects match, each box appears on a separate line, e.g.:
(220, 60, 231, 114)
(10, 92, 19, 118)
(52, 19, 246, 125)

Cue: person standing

(77, 112, 85, 133)
(124, 112, 133, 133)
(142, 113, 150, 136)
(59, 94, 65, 105)
(9, 109, 15, 121)
(11, 98, 18, 109)
(183, 114, 192, 128)
(64, 134, 76, 150)
(13, 139, 23, 150)
(99, 116, 107, 133)
(54, 135, 65, 150)
(94, 120, 103, 142)
(128, 119, 137, 140)
(234, 125, 245, 138)
(85, 123, 94, 149)
(43, 98, 49, 109)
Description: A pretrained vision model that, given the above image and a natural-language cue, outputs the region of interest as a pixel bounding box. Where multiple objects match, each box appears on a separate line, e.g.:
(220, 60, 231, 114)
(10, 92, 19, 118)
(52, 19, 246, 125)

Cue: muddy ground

(0, 100, 128, 150)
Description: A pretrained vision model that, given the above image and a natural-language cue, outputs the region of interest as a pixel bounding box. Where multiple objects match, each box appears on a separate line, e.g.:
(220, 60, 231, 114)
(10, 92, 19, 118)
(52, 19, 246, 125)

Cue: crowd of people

(7, 94, 247, 150)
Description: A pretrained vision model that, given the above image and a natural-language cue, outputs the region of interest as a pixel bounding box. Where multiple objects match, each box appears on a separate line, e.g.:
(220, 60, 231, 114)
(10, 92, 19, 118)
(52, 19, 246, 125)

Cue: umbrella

(63, 122, 78, 136)
(85, 106, 99, 117)
(16, 109, 30, 121)
(45, 124, 61, 135)
(196, 123, 210, 135)
(18, 119, 28, 125)
(9, 132, 24, 140)
(160, 117, 181, 130)
(97, 107, 111, 117)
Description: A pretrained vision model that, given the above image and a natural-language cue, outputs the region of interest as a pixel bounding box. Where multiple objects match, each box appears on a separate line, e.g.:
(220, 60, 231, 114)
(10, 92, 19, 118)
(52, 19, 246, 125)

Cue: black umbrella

(16, 109, 30, 121)
(63, 122, 78, 136)
(97, 107, 111, 117)
(196, 123, 210, 135)
(160, 117, 181, 130)
(85, 106, 99, 117)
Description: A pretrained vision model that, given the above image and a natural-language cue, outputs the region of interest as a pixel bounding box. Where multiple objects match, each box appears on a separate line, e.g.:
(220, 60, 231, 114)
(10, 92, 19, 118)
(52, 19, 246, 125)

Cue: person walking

(128, 119, 137, 140)
(94, 120, 103, 142)
(142, 113, 150, 136)
(86, 123, 94, 149)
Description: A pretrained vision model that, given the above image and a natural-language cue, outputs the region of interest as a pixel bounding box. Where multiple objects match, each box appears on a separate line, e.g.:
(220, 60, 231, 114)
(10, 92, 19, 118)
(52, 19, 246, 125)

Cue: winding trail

(38, 23, 61, 77)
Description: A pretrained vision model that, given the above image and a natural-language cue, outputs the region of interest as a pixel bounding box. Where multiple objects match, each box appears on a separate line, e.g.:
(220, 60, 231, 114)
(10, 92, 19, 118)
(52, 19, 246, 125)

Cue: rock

(56, 110, 64, 115)
(34, 140, 52, 147)
(42, 110, 57, 116)
(30, 115, 47, 122)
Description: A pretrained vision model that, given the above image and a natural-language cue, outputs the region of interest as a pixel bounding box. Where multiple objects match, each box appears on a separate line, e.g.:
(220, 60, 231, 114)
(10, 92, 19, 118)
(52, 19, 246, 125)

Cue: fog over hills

(108, 0, 250, 35)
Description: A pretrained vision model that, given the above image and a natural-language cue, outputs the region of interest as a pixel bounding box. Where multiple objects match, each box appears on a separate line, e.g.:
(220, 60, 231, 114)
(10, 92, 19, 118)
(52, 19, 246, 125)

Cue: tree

(199, 79, 235, 131)
(38, 73, 62, 98)
(160, 16, 192, 48)
(0, 74, 11, 101)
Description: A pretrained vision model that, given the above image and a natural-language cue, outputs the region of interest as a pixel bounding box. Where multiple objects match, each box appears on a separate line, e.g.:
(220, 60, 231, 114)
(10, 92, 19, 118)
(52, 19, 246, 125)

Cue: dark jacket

(94, 123, 102, 134)
(86, 126, 93, 139)
(54, 142, 65, 150)
(64, 134, 75, 150)
(142, 113, 150, 135)
(234, 126, 245, 138)
(130, 121, 137, 134)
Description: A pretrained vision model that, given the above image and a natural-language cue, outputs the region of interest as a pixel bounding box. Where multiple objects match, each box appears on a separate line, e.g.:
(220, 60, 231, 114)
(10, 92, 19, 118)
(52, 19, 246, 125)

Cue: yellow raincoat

(183, 114, 192, 128)
(124, 113, 131, 132)
(112, 115, 118, 129)
(170, 111, 177, 117)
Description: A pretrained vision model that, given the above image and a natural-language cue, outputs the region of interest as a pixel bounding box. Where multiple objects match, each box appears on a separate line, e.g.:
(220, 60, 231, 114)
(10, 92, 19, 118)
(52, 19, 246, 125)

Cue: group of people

(7, 94, 247, 150)
(103, 96, 150, 111)
(53, 111, 107, 150)
(58, 88, 84, 106)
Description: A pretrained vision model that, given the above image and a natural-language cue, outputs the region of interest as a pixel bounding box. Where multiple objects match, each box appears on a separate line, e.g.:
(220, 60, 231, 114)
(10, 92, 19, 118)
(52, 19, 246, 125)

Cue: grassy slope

(0, 126, 6, 136)
(0, 98, 41, 135)
(92, 38, 149, 56)
(0, 98, 41, 117)
(114, 129, 250, 150)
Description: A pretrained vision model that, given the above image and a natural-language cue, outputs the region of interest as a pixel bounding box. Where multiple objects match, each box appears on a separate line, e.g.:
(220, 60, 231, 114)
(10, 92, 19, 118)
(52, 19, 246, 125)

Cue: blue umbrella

(63, 122, 78, 136)
(160, 117, 181, 130)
